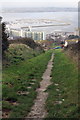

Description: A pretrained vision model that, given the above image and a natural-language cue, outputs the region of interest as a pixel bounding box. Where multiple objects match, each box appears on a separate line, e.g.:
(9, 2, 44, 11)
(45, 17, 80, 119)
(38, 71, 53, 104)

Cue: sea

(0, 11, 78, 33)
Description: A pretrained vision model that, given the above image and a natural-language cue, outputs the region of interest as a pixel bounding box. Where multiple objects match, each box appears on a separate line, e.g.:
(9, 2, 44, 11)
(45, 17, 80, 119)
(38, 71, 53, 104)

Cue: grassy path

(2, 50, 52, 118)
(46, 50, 78, 118)
(26, 53, 54, 119)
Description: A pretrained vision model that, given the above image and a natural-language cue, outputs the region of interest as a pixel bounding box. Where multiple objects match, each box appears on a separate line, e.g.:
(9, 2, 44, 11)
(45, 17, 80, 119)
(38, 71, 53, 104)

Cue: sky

(0, 0, 79, 8)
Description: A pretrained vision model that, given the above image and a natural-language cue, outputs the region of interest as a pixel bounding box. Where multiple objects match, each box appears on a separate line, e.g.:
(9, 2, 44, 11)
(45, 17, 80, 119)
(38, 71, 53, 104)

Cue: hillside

(2, 50, 52, 118)
(3, 44, 43, 67)
(64, 42, 80, 68)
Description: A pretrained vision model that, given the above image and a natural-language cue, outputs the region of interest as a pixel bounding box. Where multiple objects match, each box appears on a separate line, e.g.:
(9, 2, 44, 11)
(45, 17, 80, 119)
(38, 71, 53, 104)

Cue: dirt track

(25, 53, 54, 119)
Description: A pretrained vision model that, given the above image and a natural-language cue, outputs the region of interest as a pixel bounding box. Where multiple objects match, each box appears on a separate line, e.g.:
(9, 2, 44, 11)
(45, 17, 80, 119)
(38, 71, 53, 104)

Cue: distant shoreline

(1, 7, 78, 13)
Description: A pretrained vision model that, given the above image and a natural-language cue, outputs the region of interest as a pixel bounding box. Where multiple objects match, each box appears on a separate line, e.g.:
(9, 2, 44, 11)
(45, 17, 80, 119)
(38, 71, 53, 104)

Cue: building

(25, 32, 45, 41)
(10, 28, 45, 40)
(74, 28, 80, 36)
(10, 29, 21, 37)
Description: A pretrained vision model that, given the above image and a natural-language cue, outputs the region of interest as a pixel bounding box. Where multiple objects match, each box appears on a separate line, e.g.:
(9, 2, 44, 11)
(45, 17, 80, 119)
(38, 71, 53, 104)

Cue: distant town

(3, 17, 79, 43)
(6, 23, 79, 44)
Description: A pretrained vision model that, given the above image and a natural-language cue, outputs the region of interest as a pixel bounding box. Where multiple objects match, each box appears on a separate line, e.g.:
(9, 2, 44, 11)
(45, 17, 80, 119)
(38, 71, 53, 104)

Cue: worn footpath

(26, 53, 54, 119)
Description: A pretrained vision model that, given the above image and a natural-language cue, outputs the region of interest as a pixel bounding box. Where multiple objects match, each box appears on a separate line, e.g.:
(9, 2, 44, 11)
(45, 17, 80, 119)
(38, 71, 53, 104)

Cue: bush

(2, 23, 9, 55)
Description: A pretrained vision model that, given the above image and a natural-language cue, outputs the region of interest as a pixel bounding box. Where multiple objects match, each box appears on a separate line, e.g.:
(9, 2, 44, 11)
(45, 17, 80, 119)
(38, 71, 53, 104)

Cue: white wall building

(10, 29, 45, 40)
(25, 31, 45, 40)
(10, 29, 21, 37)
(74, 28, 80, 36)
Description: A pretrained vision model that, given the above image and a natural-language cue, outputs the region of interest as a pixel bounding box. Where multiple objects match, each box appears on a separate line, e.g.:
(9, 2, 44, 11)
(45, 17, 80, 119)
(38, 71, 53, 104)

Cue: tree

(2, 22, 9, 55)
(68, 35, 79, 39)
(20, 37, 44, 51)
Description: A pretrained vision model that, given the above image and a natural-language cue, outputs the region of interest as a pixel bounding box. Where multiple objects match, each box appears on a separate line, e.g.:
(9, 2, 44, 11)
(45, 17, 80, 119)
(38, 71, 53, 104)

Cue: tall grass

(2, 50, 52, 118)
(4, 44, 41, 65)
(46, 50, 79, 118)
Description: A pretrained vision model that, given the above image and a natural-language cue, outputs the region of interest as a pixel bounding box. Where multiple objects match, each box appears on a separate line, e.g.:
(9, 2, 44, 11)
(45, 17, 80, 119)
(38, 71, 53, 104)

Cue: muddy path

(26, 53, 54, 119)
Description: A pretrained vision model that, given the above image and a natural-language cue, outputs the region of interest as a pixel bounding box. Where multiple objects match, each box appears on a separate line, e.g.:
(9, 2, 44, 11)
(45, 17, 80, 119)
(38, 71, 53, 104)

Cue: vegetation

(2, 23, 9, 55)
(2, 50, 52, 118)
(64, 41, 80, 67)
(24, 37, 43, 51)
(3, 43, 42, 67)
(46, 50, 79, 118)
(68, 35, 79, 39)
(9, 37, 44, 52)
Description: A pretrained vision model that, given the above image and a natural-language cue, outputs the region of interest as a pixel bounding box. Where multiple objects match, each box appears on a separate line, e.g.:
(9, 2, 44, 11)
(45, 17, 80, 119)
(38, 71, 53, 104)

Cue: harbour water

(0, 11, 78, 33)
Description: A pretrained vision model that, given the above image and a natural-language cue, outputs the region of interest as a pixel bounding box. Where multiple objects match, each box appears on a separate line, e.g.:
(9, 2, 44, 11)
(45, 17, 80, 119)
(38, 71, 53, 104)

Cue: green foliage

(68, 35, 79, 39)
(3, 43, 43, 67)
(12, 37, 44, 52)
(46, 50, 79, 118)
(2, 22, 9, 55)
(2, 50, 52, 118)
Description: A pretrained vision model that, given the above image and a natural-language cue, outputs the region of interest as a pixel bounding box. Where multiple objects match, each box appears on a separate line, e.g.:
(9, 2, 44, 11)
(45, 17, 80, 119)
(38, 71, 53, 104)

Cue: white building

(74, 28, 80, 36)
(10, 28, 45, 40)
(24, 31, 45, 40)
(10, 29, 21, 37)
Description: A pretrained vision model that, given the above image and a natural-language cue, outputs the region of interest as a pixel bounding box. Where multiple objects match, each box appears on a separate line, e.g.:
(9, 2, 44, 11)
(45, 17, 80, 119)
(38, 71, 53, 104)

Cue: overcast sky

(0, 0, 79, 8)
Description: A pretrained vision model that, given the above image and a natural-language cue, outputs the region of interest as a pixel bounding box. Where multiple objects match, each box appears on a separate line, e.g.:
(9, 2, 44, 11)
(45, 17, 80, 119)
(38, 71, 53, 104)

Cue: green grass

(2, 50, 52, 118)
(46, 49, 79, 118)
(4, 44, 42, 65)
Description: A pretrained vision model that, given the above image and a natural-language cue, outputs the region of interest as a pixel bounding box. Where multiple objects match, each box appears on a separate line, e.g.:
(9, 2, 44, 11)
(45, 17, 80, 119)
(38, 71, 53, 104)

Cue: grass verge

(46, 49, 79, 118)
(2, 50, 52, 118)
